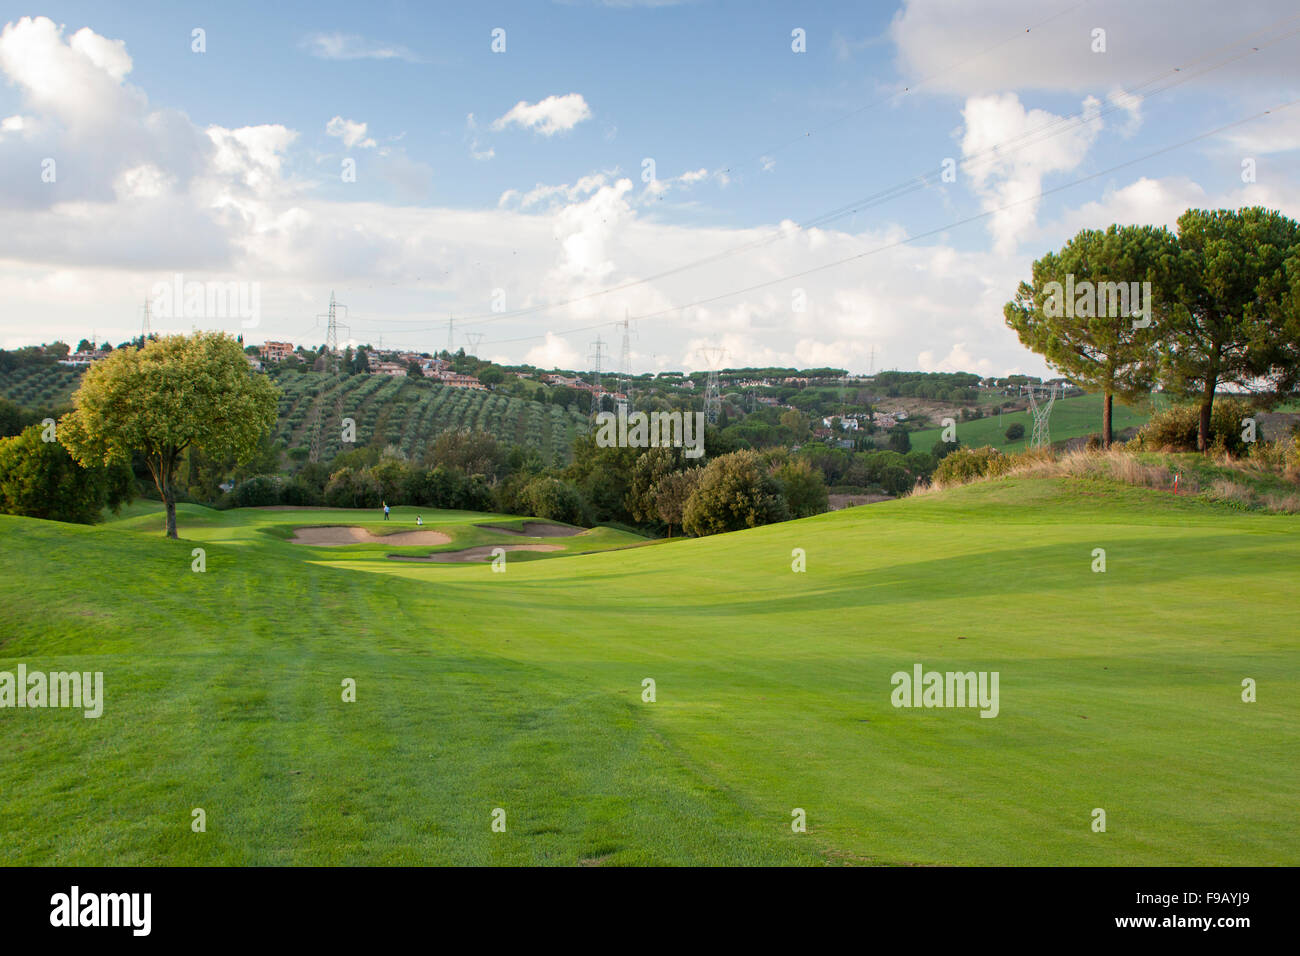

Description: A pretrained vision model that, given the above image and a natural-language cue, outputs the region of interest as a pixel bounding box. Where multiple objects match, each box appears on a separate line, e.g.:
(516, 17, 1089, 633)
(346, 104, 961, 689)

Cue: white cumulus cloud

(325, 116, 376, 149)
(491, 94, 591, 136)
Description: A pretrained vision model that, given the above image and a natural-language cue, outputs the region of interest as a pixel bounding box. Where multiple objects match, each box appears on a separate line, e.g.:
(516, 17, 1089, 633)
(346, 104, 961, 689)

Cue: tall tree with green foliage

(1004, 224, 1176, 446)
(60, 332, 280, 538)
(772, 458, 829, 518)
(1159, 207, 1300, 451)
(626, 446, 691, 526)
(430, 428, 505, 478)
(651, 468, 702, 538)
(681, 450, 788, 537)
(565, 431, 638, 525)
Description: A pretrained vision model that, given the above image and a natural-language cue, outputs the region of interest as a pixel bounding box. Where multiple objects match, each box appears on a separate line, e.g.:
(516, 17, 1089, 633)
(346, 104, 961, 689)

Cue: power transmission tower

(1028, 382, 1058, 449)
(309, 292, 349, 462)
(314, 290, 351, 371)
(698, 345, 727, 425)
(324, 291, 346, 373)
(618, 312, 635, 413)
(141, 298, 151, 344)
(588, 335, 606, 421)
(446, 316, 455, 355)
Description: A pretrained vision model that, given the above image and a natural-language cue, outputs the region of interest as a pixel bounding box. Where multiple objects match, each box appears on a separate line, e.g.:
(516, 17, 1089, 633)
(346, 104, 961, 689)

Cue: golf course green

(1, 475, 1296, 866)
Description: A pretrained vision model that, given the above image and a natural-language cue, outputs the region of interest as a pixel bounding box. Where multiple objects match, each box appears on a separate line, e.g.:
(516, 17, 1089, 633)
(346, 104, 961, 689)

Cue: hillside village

(21, 334, 1082, 455)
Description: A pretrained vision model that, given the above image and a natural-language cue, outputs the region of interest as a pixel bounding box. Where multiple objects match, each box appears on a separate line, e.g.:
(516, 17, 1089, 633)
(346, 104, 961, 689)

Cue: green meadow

(1, 478, 1296, 866)
(909, 392, 1151, 453)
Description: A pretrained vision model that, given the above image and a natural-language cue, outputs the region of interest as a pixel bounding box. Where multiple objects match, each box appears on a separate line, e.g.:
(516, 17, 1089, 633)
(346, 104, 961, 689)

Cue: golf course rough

(0, 479, 1295, 866)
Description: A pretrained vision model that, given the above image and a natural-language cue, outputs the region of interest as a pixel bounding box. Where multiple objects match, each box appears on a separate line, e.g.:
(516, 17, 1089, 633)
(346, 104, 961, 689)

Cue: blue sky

(1, 0, 1297, 375)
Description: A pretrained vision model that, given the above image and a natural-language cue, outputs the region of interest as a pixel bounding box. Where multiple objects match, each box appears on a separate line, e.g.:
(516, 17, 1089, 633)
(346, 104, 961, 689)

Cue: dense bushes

(227, 457, 497, 513)
(837, 448, 933, 494)
(772, 459, 828, 518)
(323, 467, 384, 508)
(228, 474, 283, 508)
(0, 424, 134, 523)
(1136, 399, 1253, 455)
(933, 445, 1012, 484)
(520, 475, 587, 525)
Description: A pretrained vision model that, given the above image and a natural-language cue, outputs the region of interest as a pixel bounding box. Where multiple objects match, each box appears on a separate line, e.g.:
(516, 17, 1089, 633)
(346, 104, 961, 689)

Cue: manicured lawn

(1, 481, 1296, 865)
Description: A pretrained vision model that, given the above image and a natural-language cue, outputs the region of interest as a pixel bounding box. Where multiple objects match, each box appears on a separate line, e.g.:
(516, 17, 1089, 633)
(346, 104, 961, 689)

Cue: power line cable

(476, 97, 1299, 346)
(362, 11, 1300, 337)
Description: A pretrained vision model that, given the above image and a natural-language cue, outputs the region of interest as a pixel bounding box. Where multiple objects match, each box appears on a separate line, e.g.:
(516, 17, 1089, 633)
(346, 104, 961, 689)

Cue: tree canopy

(1004, 223, 1175, 446)
(1007, 208, 1300, 451)
(60, 332, 280, 537)
(0, 423, 133, 523)
(1160, 207, 1300, 450)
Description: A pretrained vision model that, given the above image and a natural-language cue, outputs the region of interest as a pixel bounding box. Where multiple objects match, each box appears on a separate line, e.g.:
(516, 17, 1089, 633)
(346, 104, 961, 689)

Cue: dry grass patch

(910, 446, 1300, 512)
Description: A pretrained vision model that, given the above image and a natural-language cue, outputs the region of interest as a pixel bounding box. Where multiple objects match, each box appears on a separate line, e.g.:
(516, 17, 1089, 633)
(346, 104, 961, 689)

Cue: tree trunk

(1198, 344, 1222, 454)
(1102, 392, 1113, 448)
(149, 450, 180, 538)
(1197, 376, 1216, 454)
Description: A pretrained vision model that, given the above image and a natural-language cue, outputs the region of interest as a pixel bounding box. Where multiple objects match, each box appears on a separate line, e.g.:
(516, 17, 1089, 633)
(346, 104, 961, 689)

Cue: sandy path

(290, 526, 452, 546)
(475, 522, 584, 537)
(388, 544, 561, 563)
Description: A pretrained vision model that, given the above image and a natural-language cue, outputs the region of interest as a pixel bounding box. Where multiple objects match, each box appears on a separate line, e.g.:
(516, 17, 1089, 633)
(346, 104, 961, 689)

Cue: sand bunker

(290, 526, 452, 547)
(475, 522, 584, 537)
(388, 544, 561, 563)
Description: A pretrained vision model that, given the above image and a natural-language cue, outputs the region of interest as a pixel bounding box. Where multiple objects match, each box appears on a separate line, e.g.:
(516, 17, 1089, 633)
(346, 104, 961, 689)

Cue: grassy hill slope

(908, 392, 1150, 453)
(1, 479, 1296, 865)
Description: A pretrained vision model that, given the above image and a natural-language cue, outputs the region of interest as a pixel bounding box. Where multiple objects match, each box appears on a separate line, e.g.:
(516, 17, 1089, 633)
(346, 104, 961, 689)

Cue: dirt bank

(289, 526, 452, 546)
(475, 522, 584, 537)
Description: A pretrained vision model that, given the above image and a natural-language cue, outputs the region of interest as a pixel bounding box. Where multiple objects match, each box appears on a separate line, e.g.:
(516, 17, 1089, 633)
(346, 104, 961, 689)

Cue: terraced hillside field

(268, 370, 585, 465)
(0, 364, 83, 408)
(1, 475, 1295, 866)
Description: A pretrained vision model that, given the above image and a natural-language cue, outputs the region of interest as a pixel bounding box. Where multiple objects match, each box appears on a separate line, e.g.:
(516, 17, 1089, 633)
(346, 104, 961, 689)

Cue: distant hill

(0, 363, 585, 464)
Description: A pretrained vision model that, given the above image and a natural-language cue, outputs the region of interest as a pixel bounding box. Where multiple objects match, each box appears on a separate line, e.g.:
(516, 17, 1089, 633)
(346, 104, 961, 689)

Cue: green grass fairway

(1, 482, 1296, 866)
(909, 392, 1150, 453)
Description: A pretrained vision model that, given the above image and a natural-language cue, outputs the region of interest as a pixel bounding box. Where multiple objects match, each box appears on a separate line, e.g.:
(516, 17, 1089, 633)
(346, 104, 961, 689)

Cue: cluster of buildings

(870, 409, 908, 430)
(816, 410, 906, 431)
(251, 341, 486, 389)
(979, 376, 1076, 397)
(381, 353, 486, 388)
(813, 409, 911, 432)
(821, 416, 861, 431)
(542, 373, 626, 403)
(258, 341, 294, 363)
(360, 350, 487, 389)
(57, 349, 112, 367)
